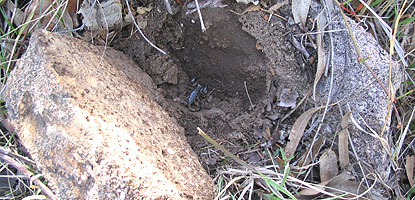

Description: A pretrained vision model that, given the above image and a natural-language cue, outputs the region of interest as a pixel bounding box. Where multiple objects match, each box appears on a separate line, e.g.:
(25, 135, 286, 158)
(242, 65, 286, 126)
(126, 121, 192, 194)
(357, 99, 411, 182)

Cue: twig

(0, 153, 57, 200)
(194, 0, 206, 32)
(95, 0, 110, 63)
(259, 8, 287, 21)
(229, 6, 287, 21)
(291, 36, 310, 58)
(243, 81, 254, 110)
(347, 110, 370, 189)
(392, 105, 415, 161)
(0, 147, 35, 165)
(292, 28, 346, 36)
(335, 0, 401, 136)
(310, 0, 335, 145)
(124, 0, 166, 54)
(164, 0, 173, 14)
(300, 0, 336, 183)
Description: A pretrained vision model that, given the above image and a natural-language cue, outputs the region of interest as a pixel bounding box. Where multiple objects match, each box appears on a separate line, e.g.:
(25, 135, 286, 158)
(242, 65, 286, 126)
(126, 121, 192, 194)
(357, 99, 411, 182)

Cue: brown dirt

(114, 1, 312, 174)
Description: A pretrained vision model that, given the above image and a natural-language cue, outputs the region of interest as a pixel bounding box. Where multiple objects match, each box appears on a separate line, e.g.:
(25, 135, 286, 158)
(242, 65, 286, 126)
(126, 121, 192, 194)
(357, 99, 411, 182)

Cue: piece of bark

(3, 30, 214, 199)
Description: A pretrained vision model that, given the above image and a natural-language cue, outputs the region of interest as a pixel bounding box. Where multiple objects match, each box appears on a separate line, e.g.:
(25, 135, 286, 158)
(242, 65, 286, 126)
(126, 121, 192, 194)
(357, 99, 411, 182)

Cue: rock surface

(3, 30, 214, 199)
(317, 4, 402, 183)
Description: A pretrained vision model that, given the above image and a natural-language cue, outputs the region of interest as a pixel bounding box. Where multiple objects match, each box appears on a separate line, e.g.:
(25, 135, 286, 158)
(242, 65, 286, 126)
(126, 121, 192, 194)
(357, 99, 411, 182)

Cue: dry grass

(0, 0, 414, 199)
(204, 0, 415, 199)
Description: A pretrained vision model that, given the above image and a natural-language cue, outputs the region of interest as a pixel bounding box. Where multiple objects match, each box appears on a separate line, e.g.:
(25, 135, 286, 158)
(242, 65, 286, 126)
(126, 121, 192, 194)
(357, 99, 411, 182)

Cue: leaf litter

(3, 0, 410, 198)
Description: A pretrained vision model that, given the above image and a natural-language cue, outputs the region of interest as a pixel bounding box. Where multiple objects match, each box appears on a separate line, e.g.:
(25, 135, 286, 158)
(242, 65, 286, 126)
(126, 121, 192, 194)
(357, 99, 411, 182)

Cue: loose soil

(114, 1, 313, 174)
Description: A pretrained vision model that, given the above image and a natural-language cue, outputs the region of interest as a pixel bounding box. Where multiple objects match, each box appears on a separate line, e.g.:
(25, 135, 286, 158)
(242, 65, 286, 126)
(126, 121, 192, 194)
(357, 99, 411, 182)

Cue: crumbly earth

(111, 1, 402, 198)
(0, 0, 403, 198)
(114, 0, 313, 175)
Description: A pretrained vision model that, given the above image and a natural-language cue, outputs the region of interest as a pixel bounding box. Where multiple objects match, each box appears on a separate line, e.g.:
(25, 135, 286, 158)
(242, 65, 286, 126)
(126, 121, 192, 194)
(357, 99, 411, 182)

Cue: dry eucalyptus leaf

(326, 169, 366, 196)
(298, 180, 329, 196)
(337, 129, 349, 169)
(319, 149, 338, 182)
(291, 0, 311, 28)
(313, 11, 326, 99)
(338, 112, 352, 169)
(285, 106, 323, 157)
(298, 168, 361, 198)
(341, 112, 352, 129)
(406, 155, 415, 186)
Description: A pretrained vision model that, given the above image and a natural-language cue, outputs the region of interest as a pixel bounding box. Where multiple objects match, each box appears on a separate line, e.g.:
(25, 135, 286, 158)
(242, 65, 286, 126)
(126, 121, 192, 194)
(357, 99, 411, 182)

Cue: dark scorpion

(187, 78, 208, 112)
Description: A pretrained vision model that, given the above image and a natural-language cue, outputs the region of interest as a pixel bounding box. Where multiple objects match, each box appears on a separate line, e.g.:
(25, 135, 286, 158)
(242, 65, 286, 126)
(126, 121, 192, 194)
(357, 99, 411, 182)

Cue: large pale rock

(3, 30, 215, 199)
(317, 4, 402, 184)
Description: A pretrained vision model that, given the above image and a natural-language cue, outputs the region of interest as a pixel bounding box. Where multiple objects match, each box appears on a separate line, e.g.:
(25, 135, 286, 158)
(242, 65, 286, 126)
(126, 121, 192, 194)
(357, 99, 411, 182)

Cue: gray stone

(317, 5, 402, 182)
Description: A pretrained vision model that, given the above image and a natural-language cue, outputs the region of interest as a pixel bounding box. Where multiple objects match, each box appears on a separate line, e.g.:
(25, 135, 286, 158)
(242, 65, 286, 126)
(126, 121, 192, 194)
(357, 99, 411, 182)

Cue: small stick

(194, 0, 206, 32)
(0, 153, 57, 200)
(244, 81, 254, 110)
(0, 146, 36, 165)
(124, 0, 166, 54)
(291, 35, 310, 58)
(164, 0, 173, 14)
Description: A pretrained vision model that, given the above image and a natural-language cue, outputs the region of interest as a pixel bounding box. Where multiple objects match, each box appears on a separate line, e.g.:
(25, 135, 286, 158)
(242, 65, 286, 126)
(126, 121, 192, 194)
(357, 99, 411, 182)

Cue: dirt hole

(115, 4, 310, 172)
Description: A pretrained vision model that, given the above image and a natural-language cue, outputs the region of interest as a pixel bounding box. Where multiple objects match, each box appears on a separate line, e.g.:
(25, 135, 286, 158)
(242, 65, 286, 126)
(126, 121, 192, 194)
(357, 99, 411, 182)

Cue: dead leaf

(327, 169, 366, 196)
(313, 11, 327, 99)
(277, 88, 299, 108)
(291, 0, 311, 29)
(245, 152, 262, 163)
(78, 0, 123, 32)
(298, 168, 364, 198)
(298, 135, 324, 167)
(340, 112, 351, 129)
(67, 0, 80, 27)
(262, 122, 271, 141)
(285, 106, 323, 158)
(406, 155, 415, 186)
(320, 149, 338, 182)
(5, 1, 25, 26)
(24, 0, 53, 30)
(298, 180, 329, 196)
(338, 112, 352, 169)
(136, 5, 153, 15)
(24, 0, 77, 33)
